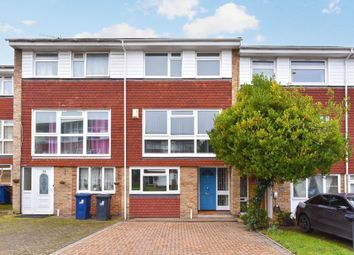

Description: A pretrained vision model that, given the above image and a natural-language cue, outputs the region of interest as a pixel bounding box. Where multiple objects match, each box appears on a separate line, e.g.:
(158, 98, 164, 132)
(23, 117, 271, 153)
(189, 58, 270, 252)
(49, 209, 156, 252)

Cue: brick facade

(179, 167, 198, 218)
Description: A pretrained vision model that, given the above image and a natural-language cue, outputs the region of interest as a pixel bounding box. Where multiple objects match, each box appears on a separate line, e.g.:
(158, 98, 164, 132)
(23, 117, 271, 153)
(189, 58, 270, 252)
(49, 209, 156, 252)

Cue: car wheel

(298, 214, 312, 233)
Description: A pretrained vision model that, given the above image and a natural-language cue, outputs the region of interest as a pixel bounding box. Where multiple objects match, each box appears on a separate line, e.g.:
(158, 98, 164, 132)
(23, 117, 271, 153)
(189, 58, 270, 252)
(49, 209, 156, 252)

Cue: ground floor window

(349, 175, 354, 193)
(0, 165, 12, 184)
(292, 175, 340, 199)
(130, 167, 180, 194)
(77, 167, 115, 193)
(240, 176, 248, 213)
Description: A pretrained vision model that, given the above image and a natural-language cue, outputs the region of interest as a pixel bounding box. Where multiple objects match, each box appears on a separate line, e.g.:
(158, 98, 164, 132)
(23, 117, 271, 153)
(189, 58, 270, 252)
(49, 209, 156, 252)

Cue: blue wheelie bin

(75, 193, 91, 220)
(0, 185, 11, 204)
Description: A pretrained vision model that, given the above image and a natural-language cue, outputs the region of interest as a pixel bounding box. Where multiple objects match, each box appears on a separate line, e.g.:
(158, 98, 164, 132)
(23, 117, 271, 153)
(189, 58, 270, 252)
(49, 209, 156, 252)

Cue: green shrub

(275, 210, 295, 226)
(241, 205, 269, 230)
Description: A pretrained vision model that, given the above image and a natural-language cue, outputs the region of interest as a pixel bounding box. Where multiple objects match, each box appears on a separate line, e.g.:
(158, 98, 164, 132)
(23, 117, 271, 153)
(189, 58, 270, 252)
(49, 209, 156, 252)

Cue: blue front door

(199, 168, 216, 210)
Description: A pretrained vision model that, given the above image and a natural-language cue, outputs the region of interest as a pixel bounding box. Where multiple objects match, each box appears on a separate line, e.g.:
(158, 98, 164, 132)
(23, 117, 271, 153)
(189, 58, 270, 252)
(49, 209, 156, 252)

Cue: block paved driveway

(54, 221, 291, 255)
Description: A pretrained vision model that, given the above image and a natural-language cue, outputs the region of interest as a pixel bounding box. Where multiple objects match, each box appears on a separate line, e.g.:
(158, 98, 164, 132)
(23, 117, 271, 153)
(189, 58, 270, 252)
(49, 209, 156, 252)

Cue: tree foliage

(210, 75, 347, 184)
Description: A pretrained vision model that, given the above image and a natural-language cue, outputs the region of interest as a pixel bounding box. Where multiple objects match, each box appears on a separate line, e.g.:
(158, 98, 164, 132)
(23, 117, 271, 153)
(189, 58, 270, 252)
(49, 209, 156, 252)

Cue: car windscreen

(346, 196, 354, 207)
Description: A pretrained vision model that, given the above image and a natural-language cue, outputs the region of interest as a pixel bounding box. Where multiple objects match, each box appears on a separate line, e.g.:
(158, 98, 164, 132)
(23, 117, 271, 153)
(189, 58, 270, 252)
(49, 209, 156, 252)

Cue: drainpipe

(121, 40, 127, 220)
(344, 48, 354, 193)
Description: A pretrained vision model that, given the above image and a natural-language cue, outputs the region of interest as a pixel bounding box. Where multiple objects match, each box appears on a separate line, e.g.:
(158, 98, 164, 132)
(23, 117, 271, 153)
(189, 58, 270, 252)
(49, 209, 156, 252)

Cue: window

(0, 77, 13, 96)
(325, 195, 350, 208)
(292, 175, 340, 199)
(291, 61, 326, 83)
(350, 175, 354, 193)
(240, 177, 248, 213)
(23, 167, 32, 191)
(77, 167, 115, 193)
(143, 110, 219, 156)
(308, 195, 329, 206)
(72, 53, 109, 77)
(35, 53, 58, 77)
(130, 168, 179, 194)
(252, 60, 275, 78)
(0, 120, 13, 155)
(33, 110, 110, 156)
(145, 53, 182, 77)
(196, 53, 220, 77)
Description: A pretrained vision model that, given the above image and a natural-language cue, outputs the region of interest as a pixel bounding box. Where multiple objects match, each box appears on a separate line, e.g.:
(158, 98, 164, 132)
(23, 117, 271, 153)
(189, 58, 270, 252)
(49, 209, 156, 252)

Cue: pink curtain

(89, 119, 108, 133)
(87, 137, 109, 154)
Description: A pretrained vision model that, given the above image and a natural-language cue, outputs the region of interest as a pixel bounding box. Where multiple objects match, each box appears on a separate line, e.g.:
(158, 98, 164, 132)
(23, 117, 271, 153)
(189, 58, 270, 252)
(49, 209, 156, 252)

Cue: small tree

(209, 75, 347, 230)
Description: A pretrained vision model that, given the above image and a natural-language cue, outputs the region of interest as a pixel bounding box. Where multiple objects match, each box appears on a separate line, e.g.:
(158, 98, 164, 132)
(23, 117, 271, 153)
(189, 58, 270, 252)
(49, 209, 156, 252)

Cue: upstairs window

(72, 53, 109, 77)
(35, 53, 58, 77)
(145, 53, 182, 77)
(0, 120, 13, 155)
(0, 77, 13, 96)
(252, 60, 275, 78)
(196, 53, 220, 77)
(291, 60, 326, 83)
(143, 109, 219, 156)
(33, 110, 110, 156)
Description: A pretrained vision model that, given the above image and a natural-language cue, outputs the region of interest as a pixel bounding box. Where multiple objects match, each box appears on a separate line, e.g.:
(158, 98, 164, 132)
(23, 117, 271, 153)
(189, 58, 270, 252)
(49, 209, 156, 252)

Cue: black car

(296, 193, 354, 240)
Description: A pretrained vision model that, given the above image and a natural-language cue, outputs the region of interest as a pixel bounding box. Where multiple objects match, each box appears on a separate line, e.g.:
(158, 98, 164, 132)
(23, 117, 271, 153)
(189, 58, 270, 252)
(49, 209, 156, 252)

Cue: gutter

(344, 48, 354, 193)
(121, 40, 127, 220)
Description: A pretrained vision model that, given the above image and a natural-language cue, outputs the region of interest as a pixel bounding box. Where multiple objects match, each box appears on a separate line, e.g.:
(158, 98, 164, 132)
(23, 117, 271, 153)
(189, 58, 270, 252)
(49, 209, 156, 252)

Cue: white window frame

(144, 52, 182, 78)
(0, 165, 12, 184)
(0, 120, 13, 156)
(291, 174, 341, 200)
(196, 52, 221, 78)
(348, 175, 354, 193)
(72, 52, 110, 78)
(251, 59, 276, 78)
(129, 167, 180, 194)
(290, 60, 327, 85)
(0, 76, 13, 96)
(76, 167, 116, 194)
(34, 53, 59, 78)
(142, 109, 220, 157)
(32, 110, 111, 157)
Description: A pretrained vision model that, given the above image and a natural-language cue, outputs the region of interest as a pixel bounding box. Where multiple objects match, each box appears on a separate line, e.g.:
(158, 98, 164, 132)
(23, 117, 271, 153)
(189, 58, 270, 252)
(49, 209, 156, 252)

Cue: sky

(0, 0, 353, 64)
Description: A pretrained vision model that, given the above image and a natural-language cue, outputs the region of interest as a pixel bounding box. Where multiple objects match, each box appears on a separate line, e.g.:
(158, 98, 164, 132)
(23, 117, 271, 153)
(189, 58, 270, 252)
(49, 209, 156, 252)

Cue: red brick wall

(0, 97, 13, 165)
(129, 195, 180, 218)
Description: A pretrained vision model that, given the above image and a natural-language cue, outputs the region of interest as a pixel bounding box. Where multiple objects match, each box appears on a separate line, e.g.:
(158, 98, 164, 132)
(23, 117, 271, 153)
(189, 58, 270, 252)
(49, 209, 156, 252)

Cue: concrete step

(0, 210, 13, 216)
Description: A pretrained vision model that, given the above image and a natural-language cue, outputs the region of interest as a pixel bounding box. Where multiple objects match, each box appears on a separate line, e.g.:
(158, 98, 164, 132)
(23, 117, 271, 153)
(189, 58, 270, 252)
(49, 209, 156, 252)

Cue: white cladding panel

(328, 58, 345, 85)
(58, 51, 71, 78)
(127, 51, 144, 78)
(110, 52, 124, 78)
(22, 51, 34, 78)
(182, 51, 196, 78)
(239, 57, 251, 84)
(276, 57, 290, 85)
(348, 59, 354, 85)
(221, 50, 232, 78)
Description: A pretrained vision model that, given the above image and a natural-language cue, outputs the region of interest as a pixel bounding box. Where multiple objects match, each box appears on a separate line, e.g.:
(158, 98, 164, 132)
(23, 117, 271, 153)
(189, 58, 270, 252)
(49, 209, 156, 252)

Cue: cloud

(21, 20, 37, 26)
(183, 3, 258, 37)
(142, 0, 200, 19)
(322, 0, 341, 15)
(0, 23, 21, 33)
(256, 34, 265, 43)
(75, 23, 157, 38)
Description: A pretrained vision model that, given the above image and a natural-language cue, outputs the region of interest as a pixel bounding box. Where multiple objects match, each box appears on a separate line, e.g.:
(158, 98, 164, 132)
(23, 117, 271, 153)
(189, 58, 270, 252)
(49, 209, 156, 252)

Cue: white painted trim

(0, 76, 13, 96)
(33, 52, 59, 78)
(143, 52, 182, 78)
(129, 167, 180, 195)
(76, 166, 116, 194)
(31, 109, 111, 157)
(0, 120, 14, 156)
(195, 52, 222, 78)
(290, 59, 328, 85)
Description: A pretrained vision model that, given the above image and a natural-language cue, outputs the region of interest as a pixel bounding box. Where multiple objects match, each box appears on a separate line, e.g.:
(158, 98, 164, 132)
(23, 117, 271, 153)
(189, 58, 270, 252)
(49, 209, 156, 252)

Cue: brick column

(180, 167, 198, 218)
(231, 49, 240, 104)
(230, 168, 240, 215)
(12, 49, 22, 213)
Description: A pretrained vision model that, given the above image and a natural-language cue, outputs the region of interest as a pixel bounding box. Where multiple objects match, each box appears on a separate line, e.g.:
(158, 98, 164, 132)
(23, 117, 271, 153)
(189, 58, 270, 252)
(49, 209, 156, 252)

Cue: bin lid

(75, 193, 92, 198)
(96, 194, 112, 198)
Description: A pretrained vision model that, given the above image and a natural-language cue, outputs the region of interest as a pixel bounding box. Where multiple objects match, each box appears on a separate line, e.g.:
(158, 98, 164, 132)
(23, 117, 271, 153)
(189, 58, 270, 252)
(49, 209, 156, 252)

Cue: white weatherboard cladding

(182, 51, 196, 78)
(58, 52, 71, 78)
(276, 57, 290, 85)
(22, 51, 34, 78)
(239, 57, 251, 84)
(221, 50, 232, 78)
(348, 59, 354, 85)
(110, 52, 124, 78)
(328, 58, 345, 85)
(127, 51, 144, 78)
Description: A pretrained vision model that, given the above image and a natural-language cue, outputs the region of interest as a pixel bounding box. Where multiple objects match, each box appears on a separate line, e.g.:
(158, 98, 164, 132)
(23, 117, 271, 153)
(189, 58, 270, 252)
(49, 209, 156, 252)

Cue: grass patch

(0, 215, 121, 255)
(0, 204, 12, 211)
(263, 226, 353, 255)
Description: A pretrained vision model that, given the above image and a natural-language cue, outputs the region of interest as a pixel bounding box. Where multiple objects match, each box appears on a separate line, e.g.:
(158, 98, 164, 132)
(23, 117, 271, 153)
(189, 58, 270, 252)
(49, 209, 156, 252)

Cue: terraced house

(0, 65, 13, 186)
(5, 38, 354, 219)
(7, 38, 243, 219)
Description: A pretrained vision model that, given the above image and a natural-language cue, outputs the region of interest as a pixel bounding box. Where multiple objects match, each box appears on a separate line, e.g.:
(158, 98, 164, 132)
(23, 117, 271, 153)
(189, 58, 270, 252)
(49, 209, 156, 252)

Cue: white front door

(22, 167, 54, 215)
(267, 187, 273, 218)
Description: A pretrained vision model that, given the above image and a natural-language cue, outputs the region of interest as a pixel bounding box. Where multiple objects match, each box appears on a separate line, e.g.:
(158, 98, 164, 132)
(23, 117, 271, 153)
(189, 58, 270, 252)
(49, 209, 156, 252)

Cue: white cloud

(142, 0, 200, 19)
(322, 0, 341, 15)
(256, 34, 265, 43)
(75, 23, 157, 38)
(0, 23, 21, 33)
(21, 20, 37, 26)
(183, 3, 258, 37)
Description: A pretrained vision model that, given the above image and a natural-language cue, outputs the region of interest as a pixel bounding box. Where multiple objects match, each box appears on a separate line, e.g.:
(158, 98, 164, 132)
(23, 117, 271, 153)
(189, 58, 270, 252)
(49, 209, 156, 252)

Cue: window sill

(32, 155, 111, 159)
(130, 192, 180, 195)
(76, 190, 115, 195)
(143, 153, 216, 158)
